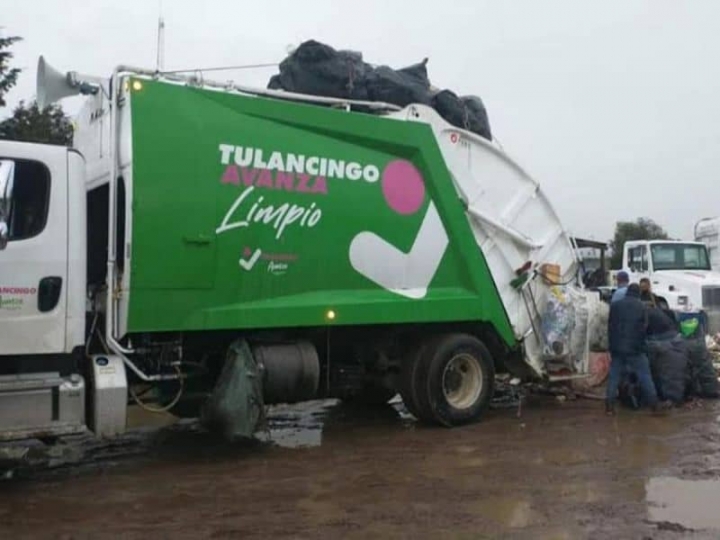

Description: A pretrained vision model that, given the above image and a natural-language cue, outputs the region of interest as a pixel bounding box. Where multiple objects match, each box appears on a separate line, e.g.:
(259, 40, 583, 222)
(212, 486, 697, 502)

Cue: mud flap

(200, 339, 267, 440)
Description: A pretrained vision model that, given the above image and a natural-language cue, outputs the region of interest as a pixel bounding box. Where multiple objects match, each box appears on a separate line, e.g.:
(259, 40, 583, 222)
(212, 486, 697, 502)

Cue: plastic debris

(540, 286, 576, 357)
(588, 301, 610, 352)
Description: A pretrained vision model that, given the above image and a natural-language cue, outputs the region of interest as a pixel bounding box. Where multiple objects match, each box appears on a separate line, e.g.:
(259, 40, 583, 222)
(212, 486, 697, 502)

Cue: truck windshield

(650, 243, 711, 271)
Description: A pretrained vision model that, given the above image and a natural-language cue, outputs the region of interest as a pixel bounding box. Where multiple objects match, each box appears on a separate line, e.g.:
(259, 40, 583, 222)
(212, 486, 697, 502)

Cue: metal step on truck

(0, 55, 598, 459)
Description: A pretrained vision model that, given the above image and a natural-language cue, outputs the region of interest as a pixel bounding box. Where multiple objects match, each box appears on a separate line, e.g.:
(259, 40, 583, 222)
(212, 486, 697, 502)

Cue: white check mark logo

(349, 203, 449, 299)
(239, 249, 262, 271)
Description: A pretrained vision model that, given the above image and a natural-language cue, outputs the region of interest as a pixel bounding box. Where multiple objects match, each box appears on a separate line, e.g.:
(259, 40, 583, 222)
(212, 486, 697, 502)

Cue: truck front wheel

(401, 334, 494, 427)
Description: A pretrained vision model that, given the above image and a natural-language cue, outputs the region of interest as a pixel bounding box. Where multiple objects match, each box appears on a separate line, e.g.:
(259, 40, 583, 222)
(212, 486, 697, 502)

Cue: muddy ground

(2, 396, 720, 539)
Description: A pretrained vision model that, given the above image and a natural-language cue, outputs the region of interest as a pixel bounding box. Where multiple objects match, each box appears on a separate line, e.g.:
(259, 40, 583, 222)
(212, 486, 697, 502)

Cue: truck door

(627, 244, 649, 283)
(0, 146, 69, 355)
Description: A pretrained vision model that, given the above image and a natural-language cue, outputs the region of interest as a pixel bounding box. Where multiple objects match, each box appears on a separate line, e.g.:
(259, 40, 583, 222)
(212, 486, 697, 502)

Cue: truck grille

(702, 286, 720, 310)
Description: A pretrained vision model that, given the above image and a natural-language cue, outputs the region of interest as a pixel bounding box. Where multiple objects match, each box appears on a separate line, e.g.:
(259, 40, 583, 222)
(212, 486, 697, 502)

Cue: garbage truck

(0, 55, 588, 449)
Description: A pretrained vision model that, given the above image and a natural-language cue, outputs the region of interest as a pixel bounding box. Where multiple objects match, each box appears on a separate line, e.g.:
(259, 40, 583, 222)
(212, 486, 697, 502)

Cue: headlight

(678, 296, 689, 306)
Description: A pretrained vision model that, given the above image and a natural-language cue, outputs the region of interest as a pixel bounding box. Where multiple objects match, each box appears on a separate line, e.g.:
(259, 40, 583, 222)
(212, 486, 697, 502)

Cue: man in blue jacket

(611, 271, 630, 303)
(606, 283, 670, 415)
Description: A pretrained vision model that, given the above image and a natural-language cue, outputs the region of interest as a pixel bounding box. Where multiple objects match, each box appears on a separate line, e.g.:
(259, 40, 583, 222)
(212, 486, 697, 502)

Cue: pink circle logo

(381, 160, 426, 216)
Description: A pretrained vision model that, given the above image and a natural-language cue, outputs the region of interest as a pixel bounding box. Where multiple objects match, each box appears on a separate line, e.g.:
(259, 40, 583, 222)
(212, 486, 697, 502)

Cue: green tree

(0, 100, 73, 146)
(609, 218, 670, 268)
(0, 34, 22, 107)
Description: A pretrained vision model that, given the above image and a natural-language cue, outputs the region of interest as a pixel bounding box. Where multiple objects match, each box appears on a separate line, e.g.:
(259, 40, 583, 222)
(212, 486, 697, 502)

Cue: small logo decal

(239, 248, 262, 271)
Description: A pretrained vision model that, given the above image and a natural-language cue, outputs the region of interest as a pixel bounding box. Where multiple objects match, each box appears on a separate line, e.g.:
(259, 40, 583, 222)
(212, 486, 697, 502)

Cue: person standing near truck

(640, 276, 679, 330)
(639, 278, 656, 306)
(606, 283, 670, 415)
(611, 271, 630, 303)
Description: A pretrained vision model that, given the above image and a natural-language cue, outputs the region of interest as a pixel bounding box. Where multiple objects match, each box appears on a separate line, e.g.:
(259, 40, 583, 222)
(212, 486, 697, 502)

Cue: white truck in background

(694, 217, 720, 272)
(621, 240, 720, 333)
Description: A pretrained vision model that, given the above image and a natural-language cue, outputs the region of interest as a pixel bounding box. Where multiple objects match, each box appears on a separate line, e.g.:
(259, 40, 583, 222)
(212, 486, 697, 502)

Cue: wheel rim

(442, 353, 483, 410)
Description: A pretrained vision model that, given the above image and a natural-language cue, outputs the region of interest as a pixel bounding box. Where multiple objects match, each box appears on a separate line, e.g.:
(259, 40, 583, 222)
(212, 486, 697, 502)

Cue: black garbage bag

(430, 90, 493, 142)
(365, 61, 432, 107)
(267, 40, 493, 140)
(685, 337, 720, 399)
(200, 339, 266, 440)
(461, 95, 492, 141)
(431, 91, 469, 131)
(648, 338, 688, 404)
(267, 40, 371, 101)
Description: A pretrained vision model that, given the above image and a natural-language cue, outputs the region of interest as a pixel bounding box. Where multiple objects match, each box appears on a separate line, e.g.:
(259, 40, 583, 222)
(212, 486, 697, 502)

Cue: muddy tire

(399, 340, 431, 419)
(404, 334, 494, 427)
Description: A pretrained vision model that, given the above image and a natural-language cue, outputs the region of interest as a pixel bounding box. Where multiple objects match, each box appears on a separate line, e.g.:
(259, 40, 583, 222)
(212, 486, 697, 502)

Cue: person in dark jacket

(606, 283, 669, 415)
(640, 277, 678, 327)
(639, 278, 656, 305)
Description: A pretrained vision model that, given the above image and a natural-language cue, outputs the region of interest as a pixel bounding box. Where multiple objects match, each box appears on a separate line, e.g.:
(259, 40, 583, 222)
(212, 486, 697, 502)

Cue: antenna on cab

(155, 1, 165, 72)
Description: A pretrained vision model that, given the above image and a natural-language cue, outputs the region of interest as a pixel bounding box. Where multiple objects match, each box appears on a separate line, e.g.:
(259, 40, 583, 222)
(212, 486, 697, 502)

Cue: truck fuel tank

(88, 355, 128, 438)
(0, 372, 85, 441)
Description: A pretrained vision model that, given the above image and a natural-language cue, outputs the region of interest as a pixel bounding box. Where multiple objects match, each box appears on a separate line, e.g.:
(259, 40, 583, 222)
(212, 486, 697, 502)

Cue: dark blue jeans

(606, 352, 659, 407)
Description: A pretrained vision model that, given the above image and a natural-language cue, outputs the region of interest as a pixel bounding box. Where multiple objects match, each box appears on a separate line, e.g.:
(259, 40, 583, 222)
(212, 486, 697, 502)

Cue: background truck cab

(622, 240, 720, 333)
(694, 217, 720, 272)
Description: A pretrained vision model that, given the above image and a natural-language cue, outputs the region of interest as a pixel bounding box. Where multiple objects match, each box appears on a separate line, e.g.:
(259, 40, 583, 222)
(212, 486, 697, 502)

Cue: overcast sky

(3, 0, 719, 242)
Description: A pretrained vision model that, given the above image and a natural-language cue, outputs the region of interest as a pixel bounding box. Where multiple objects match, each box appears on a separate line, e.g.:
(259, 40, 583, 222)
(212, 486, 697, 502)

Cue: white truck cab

(0, 142, 92, 441)
(622, 240, 720, 332)
(0, 144, 87, 356)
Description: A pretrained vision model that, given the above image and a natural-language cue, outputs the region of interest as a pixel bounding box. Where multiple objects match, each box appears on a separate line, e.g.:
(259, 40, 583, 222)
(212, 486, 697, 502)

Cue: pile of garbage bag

(644, 324, 720, 404)
(267, 40, 492, 140)
(647, 338, 689, 404)
(685, 335, 720, 399)
(571, 298, 720, 405)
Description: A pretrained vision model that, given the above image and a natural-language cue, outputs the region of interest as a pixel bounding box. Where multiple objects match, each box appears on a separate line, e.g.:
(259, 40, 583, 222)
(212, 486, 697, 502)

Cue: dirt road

(2, 397, 720, 539)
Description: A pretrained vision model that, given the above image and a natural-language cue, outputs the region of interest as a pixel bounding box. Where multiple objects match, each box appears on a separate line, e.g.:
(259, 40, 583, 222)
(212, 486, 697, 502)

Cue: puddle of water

(263, 422, 324, 449)
(647, 476, 720, 531)
(261, 399, 338, 449)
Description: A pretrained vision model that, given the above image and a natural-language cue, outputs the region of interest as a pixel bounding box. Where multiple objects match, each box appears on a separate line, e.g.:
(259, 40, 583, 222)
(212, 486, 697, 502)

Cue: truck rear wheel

(401, 334, 494, 427)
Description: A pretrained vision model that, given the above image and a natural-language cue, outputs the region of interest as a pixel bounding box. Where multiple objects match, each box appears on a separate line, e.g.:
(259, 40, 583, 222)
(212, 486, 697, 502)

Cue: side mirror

(0, 159, 15, 250)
